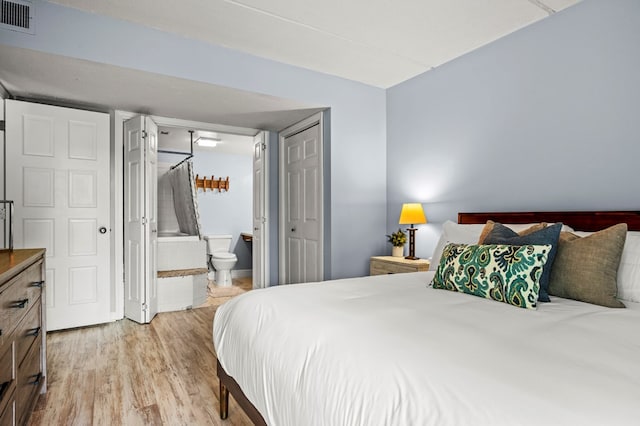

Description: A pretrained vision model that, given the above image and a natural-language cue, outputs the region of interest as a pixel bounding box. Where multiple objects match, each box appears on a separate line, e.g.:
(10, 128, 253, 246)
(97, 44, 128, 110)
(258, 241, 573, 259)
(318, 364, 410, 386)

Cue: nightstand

(369, 256, 430, 276)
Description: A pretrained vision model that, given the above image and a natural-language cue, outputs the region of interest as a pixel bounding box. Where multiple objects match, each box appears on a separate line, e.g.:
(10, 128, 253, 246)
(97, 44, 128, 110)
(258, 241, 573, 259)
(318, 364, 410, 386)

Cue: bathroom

(155, 126, 254, 312)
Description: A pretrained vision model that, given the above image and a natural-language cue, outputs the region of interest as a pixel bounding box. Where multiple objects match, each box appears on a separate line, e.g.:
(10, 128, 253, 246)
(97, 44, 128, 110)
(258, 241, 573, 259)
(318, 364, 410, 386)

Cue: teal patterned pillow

(431, 243, 551, 309)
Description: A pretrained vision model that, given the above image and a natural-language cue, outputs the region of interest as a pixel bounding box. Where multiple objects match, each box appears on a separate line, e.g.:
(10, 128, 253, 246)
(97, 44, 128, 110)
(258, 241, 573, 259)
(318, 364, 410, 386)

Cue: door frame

(278, 112, 324, 285)
(113, 111, 264, 318)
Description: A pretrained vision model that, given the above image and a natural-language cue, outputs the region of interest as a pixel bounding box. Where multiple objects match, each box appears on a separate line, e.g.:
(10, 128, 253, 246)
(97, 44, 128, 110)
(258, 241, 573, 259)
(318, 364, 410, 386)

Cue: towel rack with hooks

(195, 175, 230, 192)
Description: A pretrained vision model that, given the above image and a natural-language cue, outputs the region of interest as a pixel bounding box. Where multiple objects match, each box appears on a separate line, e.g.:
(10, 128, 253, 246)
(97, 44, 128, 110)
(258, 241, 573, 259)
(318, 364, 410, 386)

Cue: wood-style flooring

(28, 278, 253, 426)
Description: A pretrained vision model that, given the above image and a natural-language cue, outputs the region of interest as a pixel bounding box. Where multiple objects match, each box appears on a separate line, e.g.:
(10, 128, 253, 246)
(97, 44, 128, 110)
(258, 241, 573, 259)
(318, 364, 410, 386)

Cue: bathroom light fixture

(399, 203, 427, 260)
(196, 136, 221, 148)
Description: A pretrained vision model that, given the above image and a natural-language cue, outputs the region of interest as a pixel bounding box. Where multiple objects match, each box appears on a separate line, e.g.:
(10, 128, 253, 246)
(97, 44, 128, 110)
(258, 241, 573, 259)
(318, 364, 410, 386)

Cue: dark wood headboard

(458, 211, 640, 232)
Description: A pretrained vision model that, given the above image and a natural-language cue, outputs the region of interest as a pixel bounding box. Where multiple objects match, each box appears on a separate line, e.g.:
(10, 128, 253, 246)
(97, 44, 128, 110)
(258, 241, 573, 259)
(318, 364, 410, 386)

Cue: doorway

(114, 112, 269, 320)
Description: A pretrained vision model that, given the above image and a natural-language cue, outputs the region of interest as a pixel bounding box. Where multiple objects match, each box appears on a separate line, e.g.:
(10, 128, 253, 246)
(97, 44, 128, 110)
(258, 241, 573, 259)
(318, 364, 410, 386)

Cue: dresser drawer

(372, 263, 415, 274)
(15, 301, 41, 372)
(15, 342, 41, 426)
(0, 261, 43, 340)
(370, 256, 430, 276)
(0, 343, 15, 419)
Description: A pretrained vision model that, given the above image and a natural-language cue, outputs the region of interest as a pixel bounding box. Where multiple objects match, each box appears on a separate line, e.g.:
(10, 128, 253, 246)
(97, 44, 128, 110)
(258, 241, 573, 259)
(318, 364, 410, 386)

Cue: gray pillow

(484, 222, 562, 302)
(549, 224, 627, 308)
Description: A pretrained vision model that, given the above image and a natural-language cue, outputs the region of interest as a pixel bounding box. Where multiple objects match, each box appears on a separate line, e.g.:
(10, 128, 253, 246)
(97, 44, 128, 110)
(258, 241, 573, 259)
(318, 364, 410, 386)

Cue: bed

(213, 211, 640, 425)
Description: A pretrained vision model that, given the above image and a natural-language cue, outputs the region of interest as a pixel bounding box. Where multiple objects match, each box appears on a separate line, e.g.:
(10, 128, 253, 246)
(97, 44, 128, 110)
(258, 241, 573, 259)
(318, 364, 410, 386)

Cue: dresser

(0, 249, 46, 426)
(370, 256, 430, 275)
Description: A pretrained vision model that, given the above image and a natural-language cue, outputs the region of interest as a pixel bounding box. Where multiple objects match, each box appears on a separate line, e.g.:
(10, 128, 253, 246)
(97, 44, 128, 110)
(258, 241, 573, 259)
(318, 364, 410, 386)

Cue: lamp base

(404, 227, 419, 260)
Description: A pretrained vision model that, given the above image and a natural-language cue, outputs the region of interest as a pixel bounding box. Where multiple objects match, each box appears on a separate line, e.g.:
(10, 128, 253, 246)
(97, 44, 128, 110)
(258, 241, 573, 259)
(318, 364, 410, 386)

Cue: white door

(252, 131, 268, 289)
(123, 116, 158, 324)
(280, 120, 323, 284)
(5, 100, 111, 331)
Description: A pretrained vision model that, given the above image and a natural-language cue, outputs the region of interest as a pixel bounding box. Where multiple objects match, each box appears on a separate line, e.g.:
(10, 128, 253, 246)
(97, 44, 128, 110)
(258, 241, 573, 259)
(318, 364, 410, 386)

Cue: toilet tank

(204, 234, 233, 254)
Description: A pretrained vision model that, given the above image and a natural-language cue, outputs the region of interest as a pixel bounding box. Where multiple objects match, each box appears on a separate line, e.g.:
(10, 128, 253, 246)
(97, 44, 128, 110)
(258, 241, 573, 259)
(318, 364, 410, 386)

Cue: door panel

(283, 123, 322, 284)
(145, 117, 159, 321)
(6, 100, 111, 331)
(123, 116, 158, 324)
(124, 116, 145, 323)
(252, 132, 268, 289)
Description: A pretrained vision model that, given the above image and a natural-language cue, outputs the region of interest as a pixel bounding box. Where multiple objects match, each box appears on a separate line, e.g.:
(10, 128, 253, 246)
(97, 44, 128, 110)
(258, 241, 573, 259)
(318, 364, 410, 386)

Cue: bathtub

(157, 270, 208, 313)
(157, 232, 206, 270)
(156, 232, 208, 312)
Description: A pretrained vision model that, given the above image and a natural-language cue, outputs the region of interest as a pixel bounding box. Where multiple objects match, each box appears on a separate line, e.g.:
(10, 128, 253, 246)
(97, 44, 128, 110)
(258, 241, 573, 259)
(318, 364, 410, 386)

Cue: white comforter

(213, 271, 640, 426)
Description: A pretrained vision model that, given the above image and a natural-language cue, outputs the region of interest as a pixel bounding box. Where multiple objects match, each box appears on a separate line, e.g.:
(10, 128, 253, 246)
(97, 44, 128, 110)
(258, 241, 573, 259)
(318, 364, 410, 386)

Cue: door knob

(99, 226, 107, 234)
(291, 227, 296, 232)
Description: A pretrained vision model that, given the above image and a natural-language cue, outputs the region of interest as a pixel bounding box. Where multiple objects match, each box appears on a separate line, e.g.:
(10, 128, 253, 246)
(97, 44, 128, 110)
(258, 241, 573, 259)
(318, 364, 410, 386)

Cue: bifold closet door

(252, 131, 267, 289)
(123, 115, 158, 324)
(5, 99, 111, 331)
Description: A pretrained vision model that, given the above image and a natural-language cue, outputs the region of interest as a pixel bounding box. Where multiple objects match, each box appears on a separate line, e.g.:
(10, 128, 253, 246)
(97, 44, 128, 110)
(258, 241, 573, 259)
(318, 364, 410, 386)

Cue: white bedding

(213, 271, 640, 426)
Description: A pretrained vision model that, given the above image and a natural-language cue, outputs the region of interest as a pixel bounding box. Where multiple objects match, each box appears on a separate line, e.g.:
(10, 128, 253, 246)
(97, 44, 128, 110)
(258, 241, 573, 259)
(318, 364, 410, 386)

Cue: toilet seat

(213, 252, 236, 260)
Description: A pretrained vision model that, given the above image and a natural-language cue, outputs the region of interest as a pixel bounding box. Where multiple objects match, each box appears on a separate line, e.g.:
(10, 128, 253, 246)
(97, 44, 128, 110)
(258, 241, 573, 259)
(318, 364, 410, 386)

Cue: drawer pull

(13, 298, 29, 309)
(31, 280, 44, 288)
(28, 327, 41, 337)
(29, 373, 42, 386)
(0, 329, 2, 336)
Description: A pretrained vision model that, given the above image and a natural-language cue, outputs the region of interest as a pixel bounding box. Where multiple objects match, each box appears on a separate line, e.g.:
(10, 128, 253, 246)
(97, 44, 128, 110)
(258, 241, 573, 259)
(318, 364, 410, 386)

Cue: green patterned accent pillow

(431, 243, 551, 309)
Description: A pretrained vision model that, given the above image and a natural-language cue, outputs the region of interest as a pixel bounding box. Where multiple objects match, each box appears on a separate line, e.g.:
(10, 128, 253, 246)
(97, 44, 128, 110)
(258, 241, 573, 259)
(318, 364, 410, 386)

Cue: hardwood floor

(203, 277, 252, 309)
(29, 278, 254, 425)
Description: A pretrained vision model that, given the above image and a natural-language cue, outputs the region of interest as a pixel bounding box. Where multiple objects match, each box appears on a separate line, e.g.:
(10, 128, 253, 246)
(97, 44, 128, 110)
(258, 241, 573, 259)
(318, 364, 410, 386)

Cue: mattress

(213, 271, 640, 426)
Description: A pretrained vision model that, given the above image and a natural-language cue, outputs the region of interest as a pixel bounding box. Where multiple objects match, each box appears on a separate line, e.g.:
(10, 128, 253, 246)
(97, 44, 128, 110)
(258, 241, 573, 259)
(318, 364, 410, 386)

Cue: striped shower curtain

(167, 160, 202, 237)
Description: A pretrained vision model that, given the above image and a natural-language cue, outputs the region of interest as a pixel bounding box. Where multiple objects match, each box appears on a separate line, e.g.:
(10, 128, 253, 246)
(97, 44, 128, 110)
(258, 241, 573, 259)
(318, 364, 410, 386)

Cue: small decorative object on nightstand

(386, 228, 407, 257)
(370, 256, 430, 276)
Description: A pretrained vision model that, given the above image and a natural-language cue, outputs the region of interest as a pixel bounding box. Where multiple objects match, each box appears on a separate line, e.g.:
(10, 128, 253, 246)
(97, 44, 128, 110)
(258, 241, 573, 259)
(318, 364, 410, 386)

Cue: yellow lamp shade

(398, 203, 427, 225)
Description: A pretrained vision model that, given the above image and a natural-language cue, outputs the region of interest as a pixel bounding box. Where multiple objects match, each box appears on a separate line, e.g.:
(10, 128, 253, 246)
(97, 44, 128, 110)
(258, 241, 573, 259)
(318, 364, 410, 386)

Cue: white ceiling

(48, 0, 581, 88)
(157, 126, 255, 162)
(0, 0, 581, 133)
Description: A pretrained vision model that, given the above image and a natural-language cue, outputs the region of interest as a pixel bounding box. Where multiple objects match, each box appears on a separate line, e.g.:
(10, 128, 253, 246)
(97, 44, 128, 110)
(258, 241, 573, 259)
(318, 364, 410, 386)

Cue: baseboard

(231, 269, 252, 278)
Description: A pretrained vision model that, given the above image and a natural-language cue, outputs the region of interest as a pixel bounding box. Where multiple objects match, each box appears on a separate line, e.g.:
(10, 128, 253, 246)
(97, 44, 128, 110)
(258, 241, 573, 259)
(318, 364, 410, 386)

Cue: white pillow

(617, 231, 640, 303)
(429, 221, 485, 271)
(429, 220, 574, 271)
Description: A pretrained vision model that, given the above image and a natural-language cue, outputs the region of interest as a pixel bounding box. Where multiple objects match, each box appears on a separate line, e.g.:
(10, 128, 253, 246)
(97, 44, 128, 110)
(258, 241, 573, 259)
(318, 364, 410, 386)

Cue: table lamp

(399, 203, 427, 260)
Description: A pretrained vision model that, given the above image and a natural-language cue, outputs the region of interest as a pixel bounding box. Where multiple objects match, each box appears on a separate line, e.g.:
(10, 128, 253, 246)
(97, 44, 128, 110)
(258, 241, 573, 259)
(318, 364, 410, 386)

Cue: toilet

(204, 235, 238, 287)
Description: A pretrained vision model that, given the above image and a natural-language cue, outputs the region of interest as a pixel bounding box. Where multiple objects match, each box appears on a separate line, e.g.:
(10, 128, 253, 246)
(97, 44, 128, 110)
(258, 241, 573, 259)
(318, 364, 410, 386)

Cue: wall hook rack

(195, 175, 230, 192)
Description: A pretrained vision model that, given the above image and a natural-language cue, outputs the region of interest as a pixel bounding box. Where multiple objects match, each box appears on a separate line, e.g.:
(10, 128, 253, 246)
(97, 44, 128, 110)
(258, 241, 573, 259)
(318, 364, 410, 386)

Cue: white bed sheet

(213, 271, 640, 426)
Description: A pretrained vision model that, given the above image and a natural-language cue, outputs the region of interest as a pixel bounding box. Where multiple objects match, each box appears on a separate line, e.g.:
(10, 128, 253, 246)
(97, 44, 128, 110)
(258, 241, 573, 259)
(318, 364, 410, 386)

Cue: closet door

(123, 115, 158, 323)
(279, 117, 323, 285)
(5, 100, 111, 330)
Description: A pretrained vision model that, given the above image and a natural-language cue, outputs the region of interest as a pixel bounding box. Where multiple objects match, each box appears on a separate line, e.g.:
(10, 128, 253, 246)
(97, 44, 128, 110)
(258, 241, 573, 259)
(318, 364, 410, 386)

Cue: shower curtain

(167, 160, 202, 237)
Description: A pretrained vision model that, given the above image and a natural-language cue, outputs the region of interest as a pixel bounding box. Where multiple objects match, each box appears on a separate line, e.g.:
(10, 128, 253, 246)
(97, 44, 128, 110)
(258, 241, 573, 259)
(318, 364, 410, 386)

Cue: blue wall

(0, 1, 388, 279)
(193, 150, 253, 270)
(7, 1, 635, 277)
(386, 0, 640, 260)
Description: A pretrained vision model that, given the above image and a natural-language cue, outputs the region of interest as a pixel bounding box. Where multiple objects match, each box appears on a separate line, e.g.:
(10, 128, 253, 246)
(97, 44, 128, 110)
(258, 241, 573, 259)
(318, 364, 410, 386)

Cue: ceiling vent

(1, 0, 34, 34)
